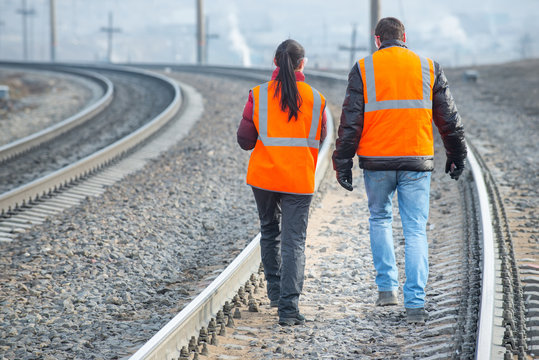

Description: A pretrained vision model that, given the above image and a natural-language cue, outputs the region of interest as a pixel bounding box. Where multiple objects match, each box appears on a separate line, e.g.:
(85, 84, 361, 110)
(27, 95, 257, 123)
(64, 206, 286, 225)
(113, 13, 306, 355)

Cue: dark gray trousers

(251, 187, 312, 319)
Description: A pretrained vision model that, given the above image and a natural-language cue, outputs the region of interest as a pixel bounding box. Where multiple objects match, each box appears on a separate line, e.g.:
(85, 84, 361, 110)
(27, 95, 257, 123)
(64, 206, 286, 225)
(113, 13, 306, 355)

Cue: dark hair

(273, 39, 305, 121)
(375, 17, 405, 43)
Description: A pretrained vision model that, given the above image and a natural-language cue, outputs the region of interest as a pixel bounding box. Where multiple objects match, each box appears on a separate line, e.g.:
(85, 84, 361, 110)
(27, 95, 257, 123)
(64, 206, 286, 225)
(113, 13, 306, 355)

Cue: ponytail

(273, 40, 305, 121)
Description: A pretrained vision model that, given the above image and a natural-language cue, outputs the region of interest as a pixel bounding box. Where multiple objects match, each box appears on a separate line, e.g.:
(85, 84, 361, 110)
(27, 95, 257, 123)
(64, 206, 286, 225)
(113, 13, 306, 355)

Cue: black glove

(445, 158, 465, 180)
(336, 170, 353, 191)
(332, 153, 354, 191)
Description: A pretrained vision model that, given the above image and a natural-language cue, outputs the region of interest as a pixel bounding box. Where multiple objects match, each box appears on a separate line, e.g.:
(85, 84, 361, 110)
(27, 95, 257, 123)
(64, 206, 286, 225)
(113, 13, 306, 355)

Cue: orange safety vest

(357, 46, 435, 158)
(246, 81, 325, 195)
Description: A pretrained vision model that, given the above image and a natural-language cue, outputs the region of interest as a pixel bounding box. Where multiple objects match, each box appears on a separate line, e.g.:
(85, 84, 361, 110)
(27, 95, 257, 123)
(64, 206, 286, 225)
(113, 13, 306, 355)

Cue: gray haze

(0, 0, 537, 69)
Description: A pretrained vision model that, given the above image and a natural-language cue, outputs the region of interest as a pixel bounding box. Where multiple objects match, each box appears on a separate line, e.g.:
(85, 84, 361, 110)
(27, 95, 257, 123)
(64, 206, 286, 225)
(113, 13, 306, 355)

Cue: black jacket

(332, 40, 467, 173)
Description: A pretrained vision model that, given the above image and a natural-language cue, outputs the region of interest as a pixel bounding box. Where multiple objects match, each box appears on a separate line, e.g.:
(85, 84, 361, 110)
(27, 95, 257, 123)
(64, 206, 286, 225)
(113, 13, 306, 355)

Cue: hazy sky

(0, 0, 537, 69)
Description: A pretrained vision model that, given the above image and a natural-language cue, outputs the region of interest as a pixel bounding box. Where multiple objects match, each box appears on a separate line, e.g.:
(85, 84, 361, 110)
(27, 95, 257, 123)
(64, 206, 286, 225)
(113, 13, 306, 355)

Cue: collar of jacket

(271, 67, 305, 82)
(378, 39, 407, 50)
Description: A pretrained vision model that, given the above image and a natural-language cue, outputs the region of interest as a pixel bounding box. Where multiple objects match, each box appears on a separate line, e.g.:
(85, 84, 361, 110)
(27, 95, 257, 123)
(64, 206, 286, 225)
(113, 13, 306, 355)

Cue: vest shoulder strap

(359, 49, 434, 113)
(255, 82, 324, 149)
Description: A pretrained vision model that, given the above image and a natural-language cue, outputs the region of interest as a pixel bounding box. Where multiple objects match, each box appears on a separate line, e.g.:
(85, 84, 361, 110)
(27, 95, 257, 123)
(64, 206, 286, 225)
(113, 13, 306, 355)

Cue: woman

(237, 39, 327, 326)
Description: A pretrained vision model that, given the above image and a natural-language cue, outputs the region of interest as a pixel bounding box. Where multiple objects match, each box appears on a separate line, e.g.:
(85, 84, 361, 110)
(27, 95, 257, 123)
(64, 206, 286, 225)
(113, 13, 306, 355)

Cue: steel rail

(468, 139, 528, 358)
(0, 63, 114, 163)
(0, 64, 181, 216)
(129, 105, 335, 360)
(467, 142, 497, 359)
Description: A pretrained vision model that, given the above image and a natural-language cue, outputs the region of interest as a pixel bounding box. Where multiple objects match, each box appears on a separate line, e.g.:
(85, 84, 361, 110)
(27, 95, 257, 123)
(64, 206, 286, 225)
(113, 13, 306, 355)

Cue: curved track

(0, 63, 114, 163)
(0, 63, 181, 237)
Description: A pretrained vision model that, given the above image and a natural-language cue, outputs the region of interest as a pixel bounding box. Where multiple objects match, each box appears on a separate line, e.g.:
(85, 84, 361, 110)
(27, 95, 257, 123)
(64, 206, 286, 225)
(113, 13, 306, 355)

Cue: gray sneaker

(279, 313, 305, 326)
(406, 308, 429, 324)
(375, 290, 398, 306)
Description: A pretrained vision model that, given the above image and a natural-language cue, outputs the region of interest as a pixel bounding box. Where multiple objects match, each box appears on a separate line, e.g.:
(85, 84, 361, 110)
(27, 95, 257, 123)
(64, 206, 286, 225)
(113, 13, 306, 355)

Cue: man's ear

(375, 36, 382, 49)
(403, 32, 406, 43)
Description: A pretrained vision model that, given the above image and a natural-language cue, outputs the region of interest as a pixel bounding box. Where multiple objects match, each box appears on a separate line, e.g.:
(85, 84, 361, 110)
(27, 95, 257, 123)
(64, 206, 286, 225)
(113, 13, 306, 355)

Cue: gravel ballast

(0, 59, 537, 359)
(0, 73, 261, 360)
(445, 60, 538, 269)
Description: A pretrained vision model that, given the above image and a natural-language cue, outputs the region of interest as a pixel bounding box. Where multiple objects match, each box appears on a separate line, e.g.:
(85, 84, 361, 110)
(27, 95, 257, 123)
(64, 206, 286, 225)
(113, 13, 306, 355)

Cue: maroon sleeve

(320, 104, 327, 143)
(237, 91, 258, 150)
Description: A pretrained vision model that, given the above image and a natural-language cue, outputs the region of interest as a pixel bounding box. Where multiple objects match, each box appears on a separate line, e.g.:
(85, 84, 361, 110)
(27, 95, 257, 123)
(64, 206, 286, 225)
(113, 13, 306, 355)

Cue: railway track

(0, 63, 534, 359)
(469, 142, 530, 359)
(0, 63, 182, 242)
(127, 66, 533, 359)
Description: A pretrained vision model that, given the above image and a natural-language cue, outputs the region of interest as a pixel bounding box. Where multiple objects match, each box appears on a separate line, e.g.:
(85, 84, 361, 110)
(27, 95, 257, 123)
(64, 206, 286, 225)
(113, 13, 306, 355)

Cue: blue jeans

(363, 170, 431, 308)
(251, 187, 312, 319)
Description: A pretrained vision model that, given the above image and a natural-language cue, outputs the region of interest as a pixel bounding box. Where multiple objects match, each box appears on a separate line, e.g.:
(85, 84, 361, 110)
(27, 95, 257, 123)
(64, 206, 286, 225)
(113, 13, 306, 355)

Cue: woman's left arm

(237, 91, 258, 150)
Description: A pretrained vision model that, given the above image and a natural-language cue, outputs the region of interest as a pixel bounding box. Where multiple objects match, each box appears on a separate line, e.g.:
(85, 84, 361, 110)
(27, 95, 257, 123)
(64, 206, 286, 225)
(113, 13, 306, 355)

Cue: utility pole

(100, 12, 121, 63)
(196, 0, 205, 64)
(339, 24, 366, 68)
(370, 0, 380, 53)
(49, 0, 57, 62)
(17, 0, 36, 61)
(204, 16, 218, 64)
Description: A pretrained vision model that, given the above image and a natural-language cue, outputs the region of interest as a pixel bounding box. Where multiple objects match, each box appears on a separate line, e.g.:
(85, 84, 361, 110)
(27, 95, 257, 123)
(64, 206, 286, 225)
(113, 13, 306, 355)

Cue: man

(332, 17, 467, 323)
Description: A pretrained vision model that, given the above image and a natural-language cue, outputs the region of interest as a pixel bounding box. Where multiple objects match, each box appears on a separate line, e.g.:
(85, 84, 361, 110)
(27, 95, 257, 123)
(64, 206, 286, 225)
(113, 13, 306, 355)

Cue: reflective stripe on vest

(365, 55, 432, 112)
(256, 82, 322, 148)
(363, 53, 432, 113)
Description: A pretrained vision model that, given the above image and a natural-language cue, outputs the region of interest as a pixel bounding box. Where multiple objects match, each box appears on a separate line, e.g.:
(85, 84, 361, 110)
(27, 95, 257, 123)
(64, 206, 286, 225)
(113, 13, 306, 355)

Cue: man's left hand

(445, 158, 465, 180)
(336, 170, 354, 191)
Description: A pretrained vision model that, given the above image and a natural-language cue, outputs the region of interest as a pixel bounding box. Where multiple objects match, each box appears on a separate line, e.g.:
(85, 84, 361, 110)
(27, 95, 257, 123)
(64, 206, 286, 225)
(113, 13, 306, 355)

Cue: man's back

(357, 42, 435, 160)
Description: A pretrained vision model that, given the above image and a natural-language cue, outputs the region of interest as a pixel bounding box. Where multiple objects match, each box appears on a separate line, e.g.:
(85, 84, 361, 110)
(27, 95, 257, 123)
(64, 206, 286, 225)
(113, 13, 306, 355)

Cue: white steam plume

(227, 11, 252, 67)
